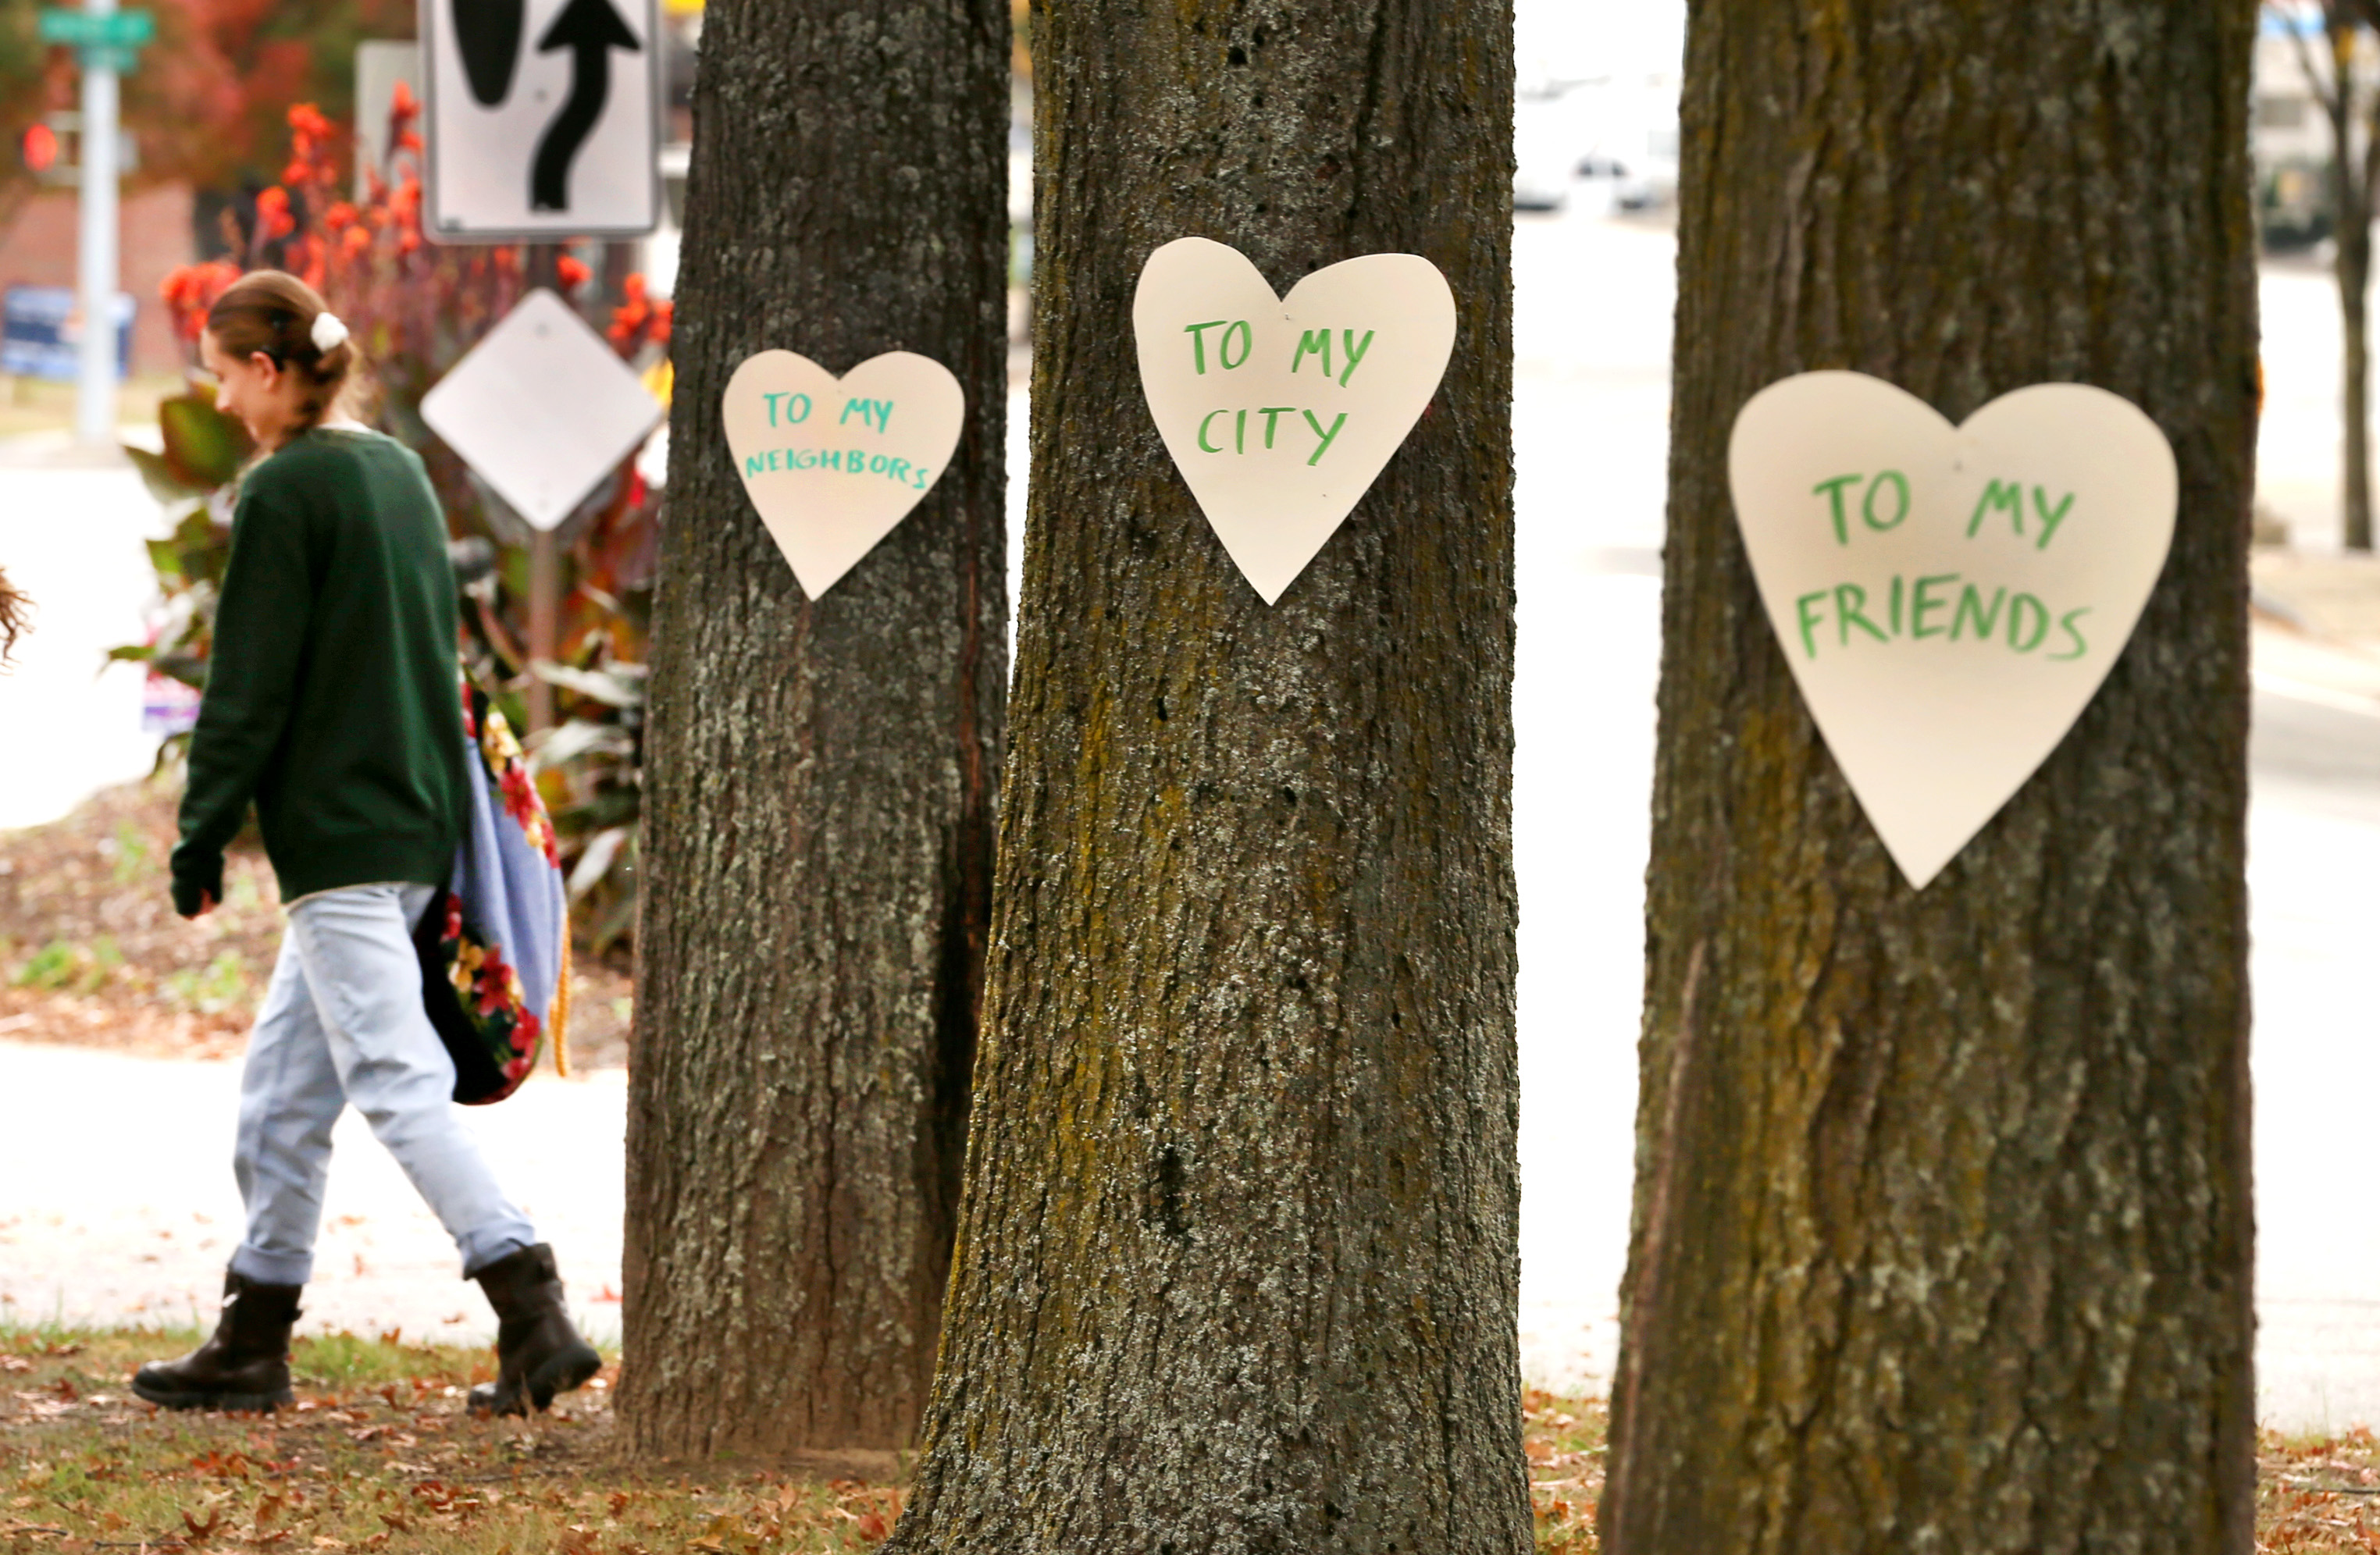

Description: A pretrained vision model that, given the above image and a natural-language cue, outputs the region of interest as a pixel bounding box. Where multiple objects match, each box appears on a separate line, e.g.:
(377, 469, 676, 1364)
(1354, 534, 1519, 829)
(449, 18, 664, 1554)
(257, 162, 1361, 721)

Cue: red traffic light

(20, 123, 59, 175)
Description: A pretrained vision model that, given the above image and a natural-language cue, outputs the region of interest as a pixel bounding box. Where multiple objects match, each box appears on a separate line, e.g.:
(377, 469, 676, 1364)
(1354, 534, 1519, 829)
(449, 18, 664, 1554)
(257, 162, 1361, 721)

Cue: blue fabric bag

(412, 681, 570, 1105)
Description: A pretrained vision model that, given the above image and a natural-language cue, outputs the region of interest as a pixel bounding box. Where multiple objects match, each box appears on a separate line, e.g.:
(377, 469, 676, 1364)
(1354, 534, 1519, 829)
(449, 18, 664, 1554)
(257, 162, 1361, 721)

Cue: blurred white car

(1514, 84, 1593, 211)
(1578, 133, 1679, 213)
(1514, 80, 1680, 215)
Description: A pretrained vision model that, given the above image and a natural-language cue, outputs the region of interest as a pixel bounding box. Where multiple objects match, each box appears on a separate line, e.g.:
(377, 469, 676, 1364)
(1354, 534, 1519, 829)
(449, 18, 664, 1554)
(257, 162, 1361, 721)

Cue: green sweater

(171, 429, 469, 916)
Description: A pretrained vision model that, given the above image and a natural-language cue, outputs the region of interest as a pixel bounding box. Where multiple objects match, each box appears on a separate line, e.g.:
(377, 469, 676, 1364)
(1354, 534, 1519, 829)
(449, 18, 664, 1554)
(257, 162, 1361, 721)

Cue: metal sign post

(419, 290, 662, 731)
(40, 1, 151, 446)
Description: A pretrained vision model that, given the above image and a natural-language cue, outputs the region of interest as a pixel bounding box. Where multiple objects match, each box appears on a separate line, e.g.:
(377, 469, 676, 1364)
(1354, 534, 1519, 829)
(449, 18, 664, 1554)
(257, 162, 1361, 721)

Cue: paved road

(5, 216, 2380, 1428)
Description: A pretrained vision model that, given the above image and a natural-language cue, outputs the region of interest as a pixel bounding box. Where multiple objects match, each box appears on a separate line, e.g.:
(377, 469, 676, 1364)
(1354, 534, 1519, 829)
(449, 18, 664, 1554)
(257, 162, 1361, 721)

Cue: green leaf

(174, 507, 230, 587)
(151, 654, 209, 691)
(144, 537, 183, 578)
(105, 644, 155, 664)
(158, 390, 252, 489)
(123, 444, 209, 505)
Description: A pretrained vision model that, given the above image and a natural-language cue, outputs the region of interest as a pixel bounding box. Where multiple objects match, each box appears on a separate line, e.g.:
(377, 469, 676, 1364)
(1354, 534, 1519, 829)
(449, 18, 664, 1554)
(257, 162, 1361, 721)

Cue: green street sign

(35, 8, 155, 54)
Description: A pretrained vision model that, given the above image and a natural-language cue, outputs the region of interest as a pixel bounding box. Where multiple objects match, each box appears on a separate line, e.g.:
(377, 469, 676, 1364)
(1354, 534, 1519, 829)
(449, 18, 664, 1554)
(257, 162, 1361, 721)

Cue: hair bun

(311, 311, 350, 354)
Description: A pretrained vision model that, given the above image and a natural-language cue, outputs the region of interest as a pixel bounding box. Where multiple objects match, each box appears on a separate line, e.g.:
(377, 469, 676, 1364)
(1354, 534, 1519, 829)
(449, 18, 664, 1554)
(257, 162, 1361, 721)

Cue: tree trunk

(1602, 5, 2260, 1553)
(2346, 255, 2371, 551)
(2336, 77, 2374, 552)
(618, 0, 1010, 1455)
(882, 2, 1524, 1549)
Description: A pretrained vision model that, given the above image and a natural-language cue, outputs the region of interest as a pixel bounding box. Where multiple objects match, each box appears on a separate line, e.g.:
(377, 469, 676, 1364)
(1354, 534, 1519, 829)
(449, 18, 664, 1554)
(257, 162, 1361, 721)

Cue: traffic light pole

(73, 0, 120, 447)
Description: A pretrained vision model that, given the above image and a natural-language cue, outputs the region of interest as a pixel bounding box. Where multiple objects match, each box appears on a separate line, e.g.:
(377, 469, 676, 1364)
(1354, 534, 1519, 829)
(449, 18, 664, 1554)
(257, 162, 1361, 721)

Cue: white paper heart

(1728, 372, 2178, 889)
(1132, 237, 1456, 603)
(721, 350, 965, 598)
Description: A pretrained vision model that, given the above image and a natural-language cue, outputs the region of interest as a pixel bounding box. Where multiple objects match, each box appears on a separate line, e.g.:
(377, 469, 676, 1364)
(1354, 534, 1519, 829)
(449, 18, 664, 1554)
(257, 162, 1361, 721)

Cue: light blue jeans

(229, 882, 538, 1286)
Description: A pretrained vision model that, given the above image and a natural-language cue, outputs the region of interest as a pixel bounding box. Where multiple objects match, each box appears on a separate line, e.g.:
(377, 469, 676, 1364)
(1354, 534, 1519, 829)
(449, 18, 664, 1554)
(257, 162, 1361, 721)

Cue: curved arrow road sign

(531, 0, 642, 212)
(423, 0, 660, 242)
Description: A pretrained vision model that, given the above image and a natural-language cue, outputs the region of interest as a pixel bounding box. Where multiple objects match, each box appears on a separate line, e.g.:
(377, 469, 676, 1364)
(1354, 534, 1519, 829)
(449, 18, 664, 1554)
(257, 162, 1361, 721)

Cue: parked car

(1513, 80, 1681, 215)
(1598, 129, 1680, 212)
(2258, 157, 2332, 251)
(1514, 86, 1592, 211)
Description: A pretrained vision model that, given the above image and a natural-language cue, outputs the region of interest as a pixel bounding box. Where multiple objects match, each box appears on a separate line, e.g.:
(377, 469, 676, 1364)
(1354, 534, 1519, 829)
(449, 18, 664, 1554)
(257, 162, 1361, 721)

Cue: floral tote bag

(412, 680, 571, 1105)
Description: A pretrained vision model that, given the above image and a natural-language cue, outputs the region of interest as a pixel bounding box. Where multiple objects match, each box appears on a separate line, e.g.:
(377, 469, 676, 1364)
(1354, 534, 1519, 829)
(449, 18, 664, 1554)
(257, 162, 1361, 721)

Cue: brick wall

(0, 183, 196, 377)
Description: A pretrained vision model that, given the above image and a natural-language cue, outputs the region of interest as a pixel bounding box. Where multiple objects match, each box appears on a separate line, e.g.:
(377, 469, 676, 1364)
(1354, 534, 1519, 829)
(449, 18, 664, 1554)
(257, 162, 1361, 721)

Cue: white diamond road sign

(421, 0, 661, 241)
(420, 290, 661, 532)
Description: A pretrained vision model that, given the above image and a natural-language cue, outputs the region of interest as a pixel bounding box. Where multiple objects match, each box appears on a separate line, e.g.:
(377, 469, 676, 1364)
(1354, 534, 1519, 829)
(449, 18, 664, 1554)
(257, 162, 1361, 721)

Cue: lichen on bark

(1602, 5, 2261, 1552)
(883, 2, 1527, 1550)
(618, 0, 1011, 1457)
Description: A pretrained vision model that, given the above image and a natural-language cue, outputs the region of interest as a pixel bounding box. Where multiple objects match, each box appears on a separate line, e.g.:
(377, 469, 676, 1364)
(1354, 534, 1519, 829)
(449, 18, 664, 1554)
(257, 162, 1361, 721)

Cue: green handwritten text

(1790, 573, 2094, 662)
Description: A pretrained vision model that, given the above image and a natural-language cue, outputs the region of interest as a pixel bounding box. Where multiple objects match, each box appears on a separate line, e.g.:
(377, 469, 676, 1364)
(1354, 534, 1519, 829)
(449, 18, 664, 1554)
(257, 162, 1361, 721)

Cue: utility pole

(40, 0, 149, 446)
(74, 0, 119, 446)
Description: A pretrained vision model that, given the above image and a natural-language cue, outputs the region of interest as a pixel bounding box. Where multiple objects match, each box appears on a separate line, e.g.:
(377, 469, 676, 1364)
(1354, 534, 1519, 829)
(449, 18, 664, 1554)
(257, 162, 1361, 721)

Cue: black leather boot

(130, 1271, 301, 1412)
(467, 1244, 600, 1416)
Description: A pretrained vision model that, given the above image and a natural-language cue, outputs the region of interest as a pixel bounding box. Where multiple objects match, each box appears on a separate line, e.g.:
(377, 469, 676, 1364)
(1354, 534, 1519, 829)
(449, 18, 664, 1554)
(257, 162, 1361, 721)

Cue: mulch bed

(0, 778, 632, 1071)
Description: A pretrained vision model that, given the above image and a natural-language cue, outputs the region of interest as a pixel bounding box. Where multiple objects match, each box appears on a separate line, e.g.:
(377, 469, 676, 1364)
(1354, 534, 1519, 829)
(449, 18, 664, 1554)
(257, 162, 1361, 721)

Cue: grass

(0, 1328, 903, 1554)
(5, 1330, 2377, 1552)
(0, 372, 184, 443)
(1524, 1390, 1602, 1551)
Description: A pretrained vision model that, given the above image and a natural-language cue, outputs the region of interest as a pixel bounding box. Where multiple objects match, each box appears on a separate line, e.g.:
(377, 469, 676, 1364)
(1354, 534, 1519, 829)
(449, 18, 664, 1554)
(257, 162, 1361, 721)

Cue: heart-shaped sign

(1133, 237, 1456, 603)
(721, 350, 965, 598)
(1729, 372, 2178, 889)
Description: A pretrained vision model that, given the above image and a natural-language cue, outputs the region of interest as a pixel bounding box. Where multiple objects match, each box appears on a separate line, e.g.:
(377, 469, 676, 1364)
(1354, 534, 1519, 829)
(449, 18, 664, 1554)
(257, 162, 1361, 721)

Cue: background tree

(5, 0, 413, 225)
(134, 0, 413, 194)
(2278, 0, 2380, 550)
(883, 1, 1523, 1549)
(618, 0, 1011, 1454)
(1602, 5, 2259, 1553)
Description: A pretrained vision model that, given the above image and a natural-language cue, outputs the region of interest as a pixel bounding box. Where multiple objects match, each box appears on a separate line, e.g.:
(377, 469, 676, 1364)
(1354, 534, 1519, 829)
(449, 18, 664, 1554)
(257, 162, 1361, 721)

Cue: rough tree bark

(882, 1, 1524, 1549)
(618, 0, 1010, 1455)
(2295, 5, 2380, 551)
(1602, 5, 2260, 1553)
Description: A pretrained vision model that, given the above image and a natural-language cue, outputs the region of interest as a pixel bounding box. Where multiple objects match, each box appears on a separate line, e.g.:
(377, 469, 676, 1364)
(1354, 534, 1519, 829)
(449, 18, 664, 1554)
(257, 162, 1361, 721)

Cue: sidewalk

(0, 433, 163, 831)
(0, 1041, 628, 1347)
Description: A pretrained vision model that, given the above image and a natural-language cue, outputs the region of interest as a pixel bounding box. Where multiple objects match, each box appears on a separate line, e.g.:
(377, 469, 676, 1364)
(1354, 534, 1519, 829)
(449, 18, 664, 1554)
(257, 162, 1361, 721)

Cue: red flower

(340, 226, 372, 261)
(390, 175, 422, 233)
(556, 254, 591, 293)
(473, 943, 514, 1016)
(499, 763, 540, 827)
(159, 261, 240, 343)
(256, 187, 296, 241)
(390, 80, 417, 118)
(323, 201, 358, 233)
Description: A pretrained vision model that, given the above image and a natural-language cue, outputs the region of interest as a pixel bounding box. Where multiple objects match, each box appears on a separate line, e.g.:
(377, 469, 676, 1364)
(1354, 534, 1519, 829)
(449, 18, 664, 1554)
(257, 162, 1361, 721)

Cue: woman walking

(133, 270, 599, 1417)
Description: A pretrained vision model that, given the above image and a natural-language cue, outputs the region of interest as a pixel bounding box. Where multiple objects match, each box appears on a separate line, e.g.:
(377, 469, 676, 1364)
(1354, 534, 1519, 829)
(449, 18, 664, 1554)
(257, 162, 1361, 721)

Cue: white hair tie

(311, 311, 350, 353)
